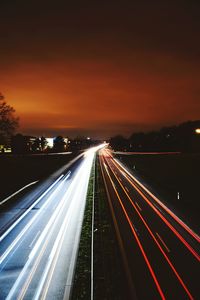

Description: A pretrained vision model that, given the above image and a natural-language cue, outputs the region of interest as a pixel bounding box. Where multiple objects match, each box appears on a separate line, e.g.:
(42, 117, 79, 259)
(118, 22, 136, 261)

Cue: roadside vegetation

(71, 155, 129, 300)
(71, 156, 95, 300)
(115, 153, 200, 233)
(109, 120, 200, 153)
(0, 153, 75, 200)
(93, 156, 129, 299)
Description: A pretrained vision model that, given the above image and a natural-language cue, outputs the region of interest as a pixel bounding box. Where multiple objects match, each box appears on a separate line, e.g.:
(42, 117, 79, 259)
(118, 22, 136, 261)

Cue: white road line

(29, 231, 41, 248)
(33, 188, 78, 300)
(0, 175, 67, 264)
(131, 222, 139, 236)
(6, 166, 85, 299)
(0, 181, 38, 206)
(91, 157, 95, 300)
(156, 232, 170, 253)
(115, 157, 200, 242)
(0, 174, 64, 243)
(135, 202, 142, 211)
(125, 186, 129, 193)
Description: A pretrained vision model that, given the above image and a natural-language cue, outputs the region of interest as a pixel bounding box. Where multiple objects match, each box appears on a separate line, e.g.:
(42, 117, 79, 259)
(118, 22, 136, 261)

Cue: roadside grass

(93, 155, 129, 300)
(71, 156, 95, 300)
(71, 154, 129, 300)
(0, 153, 75, 200)
(115, 153, 200, 232)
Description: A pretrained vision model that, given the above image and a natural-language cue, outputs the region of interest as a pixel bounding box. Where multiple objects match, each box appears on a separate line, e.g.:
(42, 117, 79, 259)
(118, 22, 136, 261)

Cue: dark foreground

(99, 149, 200, 299)
(0, 153, 76, 201)
(115, 152, 200, 233)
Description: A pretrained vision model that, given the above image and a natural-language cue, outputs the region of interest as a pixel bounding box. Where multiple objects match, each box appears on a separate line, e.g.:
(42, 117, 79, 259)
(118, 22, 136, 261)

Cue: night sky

(0, 1, 200, 138)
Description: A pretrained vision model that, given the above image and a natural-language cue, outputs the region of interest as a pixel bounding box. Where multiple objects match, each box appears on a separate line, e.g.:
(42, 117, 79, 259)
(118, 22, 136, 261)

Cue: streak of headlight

(6, 147, 97, 300)
(6, 162, 88, 299)
(36, 152, 96, 299)
(0, 174, 64, 243)
(0, 174, 69, 265)
(35, 164, 90, 300)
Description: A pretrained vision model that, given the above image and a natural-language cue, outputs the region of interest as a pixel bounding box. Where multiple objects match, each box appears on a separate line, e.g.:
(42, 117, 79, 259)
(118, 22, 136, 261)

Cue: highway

(99, 148, 200, 300)
(0, 146, 102, 300)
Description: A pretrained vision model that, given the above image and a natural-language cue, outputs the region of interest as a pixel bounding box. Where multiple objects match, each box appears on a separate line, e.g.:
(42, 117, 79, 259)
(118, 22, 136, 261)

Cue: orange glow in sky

(1, 1, 200, 138)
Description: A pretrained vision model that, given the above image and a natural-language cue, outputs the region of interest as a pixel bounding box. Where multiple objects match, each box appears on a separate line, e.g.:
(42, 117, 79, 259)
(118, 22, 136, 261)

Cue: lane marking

(100, 157, 138, 300)
(0, 174, 64, 243)
(114, 157, 200, 243)
(135, 202, 142, 211)
(156, 233, 170, 253)
(102, 154, 194, 300)
(0, 181, 38, 206)
(23, 163, 90, 298)
(7, 151, 98, 300)
(111, 158, 200, 262)
(34, 188, 78, 300)
(125, 186, 129, 193)
(29, 231, 41, 248)
(131, 222, 139, 236)
(0, 175, 66, 265)
(90, 157, 95, 300)
(102, 157, 165, 300)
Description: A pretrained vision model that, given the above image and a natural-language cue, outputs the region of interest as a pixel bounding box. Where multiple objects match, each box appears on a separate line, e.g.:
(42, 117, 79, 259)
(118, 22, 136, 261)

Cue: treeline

(10, 134, 100, 154)
(0, 93, 101, 154)
(110, 120, 200, 153)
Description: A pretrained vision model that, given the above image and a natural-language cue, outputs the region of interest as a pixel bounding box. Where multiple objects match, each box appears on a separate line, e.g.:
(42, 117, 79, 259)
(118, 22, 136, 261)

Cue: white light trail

(5, 145, 104, 300)
(0, 174, 64, 243)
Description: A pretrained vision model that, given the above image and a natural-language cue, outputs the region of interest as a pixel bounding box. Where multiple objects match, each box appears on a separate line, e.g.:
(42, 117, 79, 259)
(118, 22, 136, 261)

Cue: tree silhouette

(32, 136, 47, 152)
(40, 136, 47, 151)
(110, 120, 200, 153)
(0, 93, 19, 147)
(109, 135, 129, 151)
(53, 136, 67, 152)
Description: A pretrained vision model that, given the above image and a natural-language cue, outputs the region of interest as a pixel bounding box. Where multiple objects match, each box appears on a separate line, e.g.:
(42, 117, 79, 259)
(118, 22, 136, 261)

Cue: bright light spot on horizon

(195, 128, 200, 134)
(84, 143, 107, 158)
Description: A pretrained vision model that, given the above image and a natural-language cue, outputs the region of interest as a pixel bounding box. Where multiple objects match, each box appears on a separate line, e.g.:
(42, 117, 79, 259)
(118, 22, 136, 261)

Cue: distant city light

(87, 137, 91, 140)
(46, 138, 54, 148)
(195, 128, 200, 134)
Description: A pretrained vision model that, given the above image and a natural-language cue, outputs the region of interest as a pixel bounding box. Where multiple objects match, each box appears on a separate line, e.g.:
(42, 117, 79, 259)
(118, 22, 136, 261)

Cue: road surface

(100, 148, 200, 300)
(0, 146, 102, 299)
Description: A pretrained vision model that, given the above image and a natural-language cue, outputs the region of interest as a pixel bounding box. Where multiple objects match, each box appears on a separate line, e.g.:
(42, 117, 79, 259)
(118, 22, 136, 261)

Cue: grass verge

(71, 154, 129, 300)
(115, 153, 200, 232)
(71, 155, 95, 300)
(93, 155, 129, 299)
(0, 153, 75, 200)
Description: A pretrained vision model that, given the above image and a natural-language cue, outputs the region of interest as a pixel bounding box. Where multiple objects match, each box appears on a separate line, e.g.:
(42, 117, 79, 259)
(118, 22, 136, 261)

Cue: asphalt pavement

(0, 146, 102, 299)
(99, 148, 200, 300)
